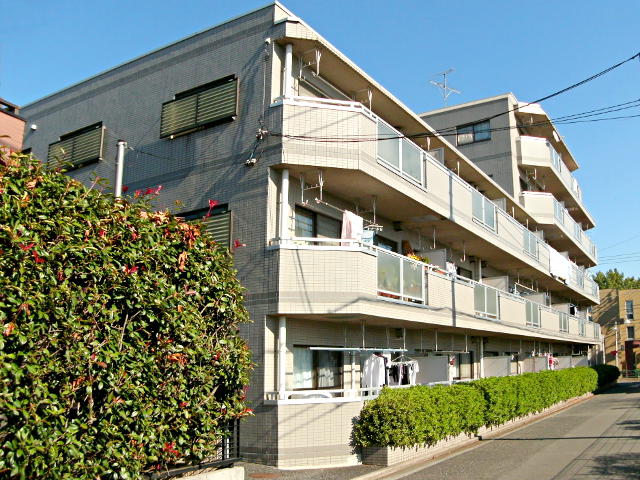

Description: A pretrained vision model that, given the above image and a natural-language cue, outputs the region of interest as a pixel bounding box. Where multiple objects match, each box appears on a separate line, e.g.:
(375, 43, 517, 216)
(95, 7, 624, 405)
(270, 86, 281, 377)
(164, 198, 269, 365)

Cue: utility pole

(115, 140, 127, 198)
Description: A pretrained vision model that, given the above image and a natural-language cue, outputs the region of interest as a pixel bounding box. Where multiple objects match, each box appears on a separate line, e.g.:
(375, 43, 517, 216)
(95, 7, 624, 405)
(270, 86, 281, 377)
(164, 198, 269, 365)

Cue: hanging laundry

(341, 210, 364, 246)
(361, 353, 386, 389)
(549, 245, 570, 282)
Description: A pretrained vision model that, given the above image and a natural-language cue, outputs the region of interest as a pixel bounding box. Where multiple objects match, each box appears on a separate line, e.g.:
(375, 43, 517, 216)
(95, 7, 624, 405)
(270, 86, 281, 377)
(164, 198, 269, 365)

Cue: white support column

(280, 169, 290, 242)
(283, 43, 294, 98)
(479, 338, 485, 378)
(278, 316, 287, 400)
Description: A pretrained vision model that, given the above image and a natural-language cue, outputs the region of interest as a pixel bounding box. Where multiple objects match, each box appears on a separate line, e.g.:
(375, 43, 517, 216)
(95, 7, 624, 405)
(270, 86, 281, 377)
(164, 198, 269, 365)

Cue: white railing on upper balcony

(552, 198, 597, 261)
(550, 142, 582, 201)
(281, 238, 600, 339)
(280, 98, 598, 300)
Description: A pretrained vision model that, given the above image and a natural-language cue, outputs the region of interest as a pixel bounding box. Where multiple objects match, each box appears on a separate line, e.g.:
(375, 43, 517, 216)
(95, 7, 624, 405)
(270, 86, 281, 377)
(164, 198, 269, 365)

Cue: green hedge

(353, 366, 598, 448)
(0, 153, 253, 478)
(590, 364, 620, 388)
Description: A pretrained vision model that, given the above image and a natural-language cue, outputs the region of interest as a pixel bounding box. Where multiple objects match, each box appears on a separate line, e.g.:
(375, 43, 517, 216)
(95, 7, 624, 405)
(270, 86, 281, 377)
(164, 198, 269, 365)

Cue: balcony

(274, 238, 601, 343)
(275, 96, 599, 304)
(516, 136, 594, 229)
(520, 191, 597, 265)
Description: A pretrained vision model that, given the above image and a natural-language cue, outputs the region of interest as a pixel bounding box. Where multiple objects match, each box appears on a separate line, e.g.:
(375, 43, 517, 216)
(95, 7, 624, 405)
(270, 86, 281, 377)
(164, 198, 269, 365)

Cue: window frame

(626, 300, 634, 320)
(160, 75, 238, 139)
(293, 205, 342, 240)
(292, 346, 343, 390)
(456, 120, 491, 146)
(179, 203, 232, 249)
(47, 122, 105, 170)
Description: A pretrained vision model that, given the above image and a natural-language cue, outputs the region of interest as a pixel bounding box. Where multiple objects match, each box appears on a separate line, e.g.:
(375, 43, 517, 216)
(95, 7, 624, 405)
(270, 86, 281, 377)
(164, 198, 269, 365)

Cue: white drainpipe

(278, 316, 287, 400)
(280, 169, 290, 242)
(283, 43, 294, 98)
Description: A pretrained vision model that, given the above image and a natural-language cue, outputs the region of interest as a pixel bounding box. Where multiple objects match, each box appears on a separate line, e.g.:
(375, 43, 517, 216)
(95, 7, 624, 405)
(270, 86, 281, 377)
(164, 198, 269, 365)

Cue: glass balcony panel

(486, 289, 498, 316)
(474, 284, 486, 314)
(378, 122, 400, 168)
(401, 139, 422, 183)
(484, 200, 496, 230)
(378, 250, 401, 294)
(402, 258, 423, 300)
(472, 190, 484, 222)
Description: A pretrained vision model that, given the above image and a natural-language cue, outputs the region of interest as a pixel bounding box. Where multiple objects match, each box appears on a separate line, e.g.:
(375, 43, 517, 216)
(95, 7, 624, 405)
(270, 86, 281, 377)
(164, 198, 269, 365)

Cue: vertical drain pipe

(278, 316, 287, 400)
(283, 43, 294, 98)
(280, 169, 290, 243)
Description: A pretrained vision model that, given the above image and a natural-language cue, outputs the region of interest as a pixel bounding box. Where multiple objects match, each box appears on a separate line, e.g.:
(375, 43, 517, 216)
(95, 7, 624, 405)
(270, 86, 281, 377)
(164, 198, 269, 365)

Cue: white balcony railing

(279, 97, 598, 301)
(280, 238, 600, 341)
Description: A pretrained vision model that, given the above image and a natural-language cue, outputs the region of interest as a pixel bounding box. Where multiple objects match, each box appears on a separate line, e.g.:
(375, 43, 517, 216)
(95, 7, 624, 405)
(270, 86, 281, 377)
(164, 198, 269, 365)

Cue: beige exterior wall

(593, 288, 640, 367)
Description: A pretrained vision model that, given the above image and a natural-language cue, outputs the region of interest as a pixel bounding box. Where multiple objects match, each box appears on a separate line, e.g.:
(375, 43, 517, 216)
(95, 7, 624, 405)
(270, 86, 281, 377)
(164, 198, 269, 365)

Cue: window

(525, 300, 540, 327)
(181, 204, 232, 249)
(47, 122, 104, 169)
(373, 234, 398, 253)
(474, 284, 499, 318)
(626, 300, 634, 320)
(628, 326, 635, 340)
(523, 230, 539, 258)
(293, 347, 342, 389)
(472, 189, 496, 231)
(294, 206, 341, 239)
(456, 120, 490, 146)
(160, 75, 238, 139)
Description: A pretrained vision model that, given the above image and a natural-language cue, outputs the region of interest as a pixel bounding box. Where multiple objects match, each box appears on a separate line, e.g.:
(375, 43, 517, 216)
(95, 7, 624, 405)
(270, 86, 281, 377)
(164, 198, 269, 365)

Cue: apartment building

(592, 289, 640, 370)
(20, 3, 601, 467)
(0, 98, 25, 152)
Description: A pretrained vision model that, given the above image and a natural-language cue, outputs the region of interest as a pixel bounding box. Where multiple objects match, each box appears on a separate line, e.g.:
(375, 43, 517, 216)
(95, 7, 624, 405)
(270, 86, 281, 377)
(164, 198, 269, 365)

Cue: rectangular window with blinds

(160, 75, 238, 139)
(181, 204, 232, 249)
(47, 123, 105, 169)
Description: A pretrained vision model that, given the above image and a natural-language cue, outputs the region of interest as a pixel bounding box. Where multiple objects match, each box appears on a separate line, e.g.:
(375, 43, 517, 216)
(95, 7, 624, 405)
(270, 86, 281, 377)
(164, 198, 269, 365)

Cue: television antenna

(430, 68, 461, 106)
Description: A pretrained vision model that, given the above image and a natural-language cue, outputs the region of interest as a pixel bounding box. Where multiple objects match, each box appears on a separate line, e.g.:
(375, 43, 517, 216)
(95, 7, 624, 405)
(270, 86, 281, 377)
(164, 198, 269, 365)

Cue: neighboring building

(20, 3, 601, 467)
(592, 288, 640, 370)
(0, 98, 26, 152)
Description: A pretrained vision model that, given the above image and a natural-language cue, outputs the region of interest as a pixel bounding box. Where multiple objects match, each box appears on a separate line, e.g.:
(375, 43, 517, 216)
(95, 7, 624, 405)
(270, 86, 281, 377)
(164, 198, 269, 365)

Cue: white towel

(341, 210, 364, 245)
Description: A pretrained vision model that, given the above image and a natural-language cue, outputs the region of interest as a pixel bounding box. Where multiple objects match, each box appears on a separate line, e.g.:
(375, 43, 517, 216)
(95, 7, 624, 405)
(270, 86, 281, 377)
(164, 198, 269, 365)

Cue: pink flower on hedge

(233, 239, 246, 249)
(123, 265, 138, 274)
(19, 243, 35, 251)
(204, 199, 219, 218)
(32, 251, 45, 263)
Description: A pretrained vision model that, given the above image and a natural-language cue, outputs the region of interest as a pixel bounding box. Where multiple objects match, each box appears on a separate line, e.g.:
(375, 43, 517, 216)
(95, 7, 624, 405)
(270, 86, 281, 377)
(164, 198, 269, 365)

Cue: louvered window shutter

(202, 211, 232, 249)
(47, 124, 104, 169)
(161, 76, 238, 138)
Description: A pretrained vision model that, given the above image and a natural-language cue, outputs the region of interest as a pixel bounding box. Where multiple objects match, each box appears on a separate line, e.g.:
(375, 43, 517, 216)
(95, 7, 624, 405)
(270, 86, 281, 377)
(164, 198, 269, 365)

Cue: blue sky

(2, 0, 639, 276)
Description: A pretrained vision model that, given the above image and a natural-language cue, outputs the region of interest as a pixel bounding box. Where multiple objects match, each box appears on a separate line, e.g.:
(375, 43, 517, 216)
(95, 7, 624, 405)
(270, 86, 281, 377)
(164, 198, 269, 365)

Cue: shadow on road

(589, 452, 640, 476)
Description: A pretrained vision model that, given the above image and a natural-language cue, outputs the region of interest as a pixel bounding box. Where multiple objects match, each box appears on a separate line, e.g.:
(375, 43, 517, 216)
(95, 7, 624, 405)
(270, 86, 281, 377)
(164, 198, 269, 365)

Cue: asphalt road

(396, 380, 640, 480)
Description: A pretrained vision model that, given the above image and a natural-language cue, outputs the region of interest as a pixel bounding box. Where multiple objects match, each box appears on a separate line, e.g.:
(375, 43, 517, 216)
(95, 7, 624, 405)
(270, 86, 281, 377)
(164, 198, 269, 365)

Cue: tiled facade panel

(277, 248, 377, 314)
(276, 402, 363, 467)
(281, 104, 376, 170)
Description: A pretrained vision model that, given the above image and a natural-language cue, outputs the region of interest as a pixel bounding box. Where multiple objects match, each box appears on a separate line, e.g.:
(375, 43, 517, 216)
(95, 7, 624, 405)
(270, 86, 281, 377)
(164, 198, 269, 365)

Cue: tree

(0, 152, 252, 479)
(593, 268, 640, 290)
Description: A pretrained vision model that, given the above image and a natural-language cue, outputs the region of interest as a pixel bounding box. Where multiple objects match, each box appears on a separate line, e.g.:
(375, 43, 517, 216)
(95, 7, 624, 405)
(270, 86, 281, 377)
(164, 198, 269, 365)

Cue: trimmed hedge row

(591, 364, 621, 388)
(353, 366, 599, 448)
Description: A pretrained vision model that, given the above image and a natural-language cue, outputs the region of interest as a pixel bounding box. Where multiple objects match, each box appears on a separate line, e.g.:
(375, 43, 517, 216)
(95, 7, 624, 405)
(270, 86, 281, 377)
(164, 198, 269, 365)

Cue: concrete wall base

(175, 466, 244, 480)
